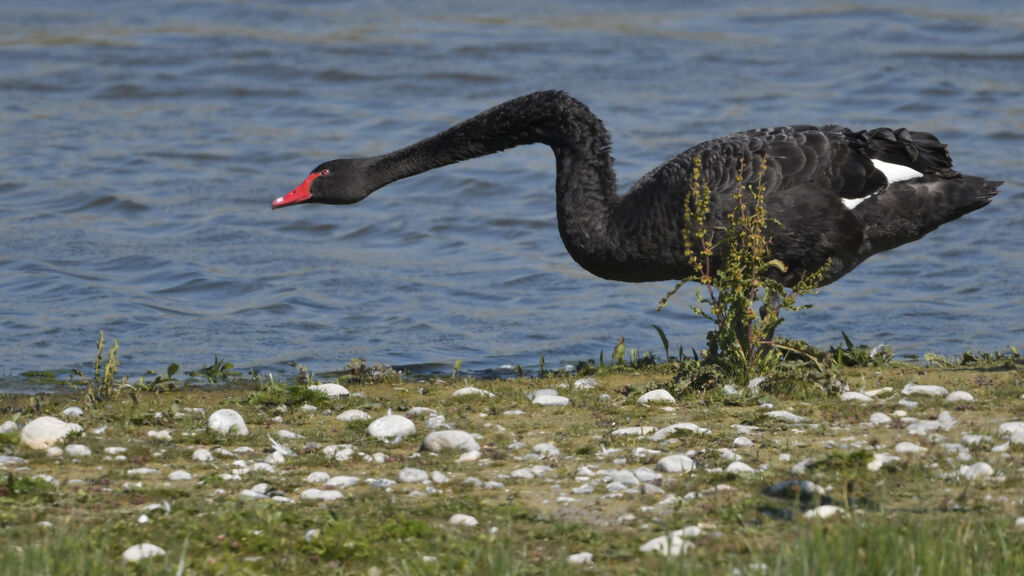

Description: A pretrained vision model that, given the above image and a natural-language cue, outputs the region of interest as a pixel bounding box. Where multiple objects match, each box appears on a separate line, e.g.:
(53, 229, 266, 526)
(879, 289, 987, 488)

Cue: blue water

(1, 1, 1022, 382)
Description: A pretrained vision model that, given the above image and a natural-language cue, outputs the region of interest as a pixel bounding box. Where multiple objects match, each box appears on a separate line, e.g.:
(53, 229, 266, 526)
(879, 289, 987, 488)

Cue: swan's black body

(275, 91, 999, 286)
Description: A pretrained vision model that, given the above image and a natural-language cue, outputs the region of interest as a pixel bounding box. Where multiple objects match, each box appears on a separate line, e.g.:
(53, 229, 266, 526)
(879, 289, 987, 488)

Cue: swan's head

(272, 159, 372, 209)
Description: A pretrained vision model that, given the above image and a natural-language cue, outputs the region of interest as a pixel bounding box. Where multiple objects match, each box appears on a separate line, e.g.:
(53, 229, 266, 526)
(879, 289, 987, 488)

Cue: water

(2, 1, 1022, 383)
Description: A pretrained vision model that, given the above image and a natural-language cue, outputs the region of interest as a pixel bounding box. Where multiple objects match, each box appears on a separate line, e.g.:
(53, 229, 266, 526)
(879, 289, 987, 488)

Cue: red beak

(272, 171, 321, 209)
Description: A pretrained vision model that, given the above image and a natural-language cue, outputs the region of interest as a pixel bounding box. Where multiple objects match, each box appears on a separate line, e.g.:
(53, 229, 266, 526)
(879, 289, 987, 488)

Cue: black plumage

(274, 91, 999, 288)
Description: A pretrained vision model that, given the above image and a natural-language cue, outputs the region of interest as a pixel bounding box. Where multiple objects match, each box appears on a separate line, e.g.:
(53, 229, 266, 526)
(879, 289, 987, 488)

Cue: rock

(566, 551, 593, 565)
(147, 429, 172, 440)
(840, 391, 873, 403)
(65, 444, 91, 457)
(208, 409, 248, 436)
(764, 410, 806, 424)
(449, 513, 478, 527)
(122, 543, 166, 562)
(638, 389, 675, 405)
(997, 422, 1024, 436)
(864, 387, 894, 398)
(639, 531, 695, 556)
(430, 471, 449, 484)
(726, 461, 756, 475)
(868, 413, 892, 426)
(306, 471, 330, 483)
(573, 377, 598, 390)
(945, 391, 974, 403)
(906, 411, 956, 435)
(532, 442, 560, 458)
(61, 406, 84, 419)
(651, 422, 709, 440)
(656, 454, 696, 473)
(300, 488, 344, 501)
(608, 469, 640, 487)
(46, 447, 63, 457)
(192, 448, 213, 462)
(337, 409, 371, 422)
(326, 475, 361, 488)
(894, 441, 927, 454)
(611, 426, 656, 436)
(367, 414, 416, 441)
(422, 430, 480, 453)
(309, 383, 349, 398)
(901, 383, 949, 397)
(398, 467, 429, 483)
(0, 455, 27, 466)
(452, 386, 495, 398)
(532, 394, 570, 406)
(167, 470, 192, 481)
(128, 467, 158, 475)
(0, 421, 18, 434)
(959, 462, 994, 480)
(804, 505, 844, 519)
(733, 436, 754, 447)
(20, 417, 83, 450)
(868, 453, 900, 471)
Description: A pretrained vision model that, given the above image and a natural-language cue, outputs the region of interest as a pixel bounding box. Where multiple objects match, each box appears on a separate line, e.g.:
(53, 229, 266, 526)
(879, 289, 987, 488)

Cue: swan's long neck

(363, 91, 622, 276)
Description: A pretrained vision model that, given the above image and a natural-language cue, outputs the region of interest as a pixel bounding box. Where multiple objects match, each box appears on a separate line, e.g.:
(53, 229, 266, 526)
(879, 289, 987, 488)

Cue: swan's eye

(320, 169, 330, 176)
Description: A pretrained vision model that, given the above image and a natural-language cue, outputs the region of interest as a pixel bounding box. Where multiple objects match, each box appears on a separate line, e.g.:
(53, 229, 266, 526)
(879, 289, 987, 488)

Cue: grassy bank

(1, 353, 1022, 575)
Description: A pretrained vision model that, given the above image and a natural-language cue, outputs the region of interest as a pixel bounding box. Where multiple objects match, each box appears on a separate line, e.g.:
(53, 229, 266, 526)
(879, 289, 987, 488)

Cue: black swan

(273, 91, 999, 287)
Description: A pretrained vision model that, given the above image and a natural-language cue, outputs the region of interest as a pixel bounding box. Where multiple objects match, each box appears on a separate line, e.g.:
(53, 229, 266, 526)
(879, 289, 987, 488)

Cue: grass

(0, 350, 1021, 574)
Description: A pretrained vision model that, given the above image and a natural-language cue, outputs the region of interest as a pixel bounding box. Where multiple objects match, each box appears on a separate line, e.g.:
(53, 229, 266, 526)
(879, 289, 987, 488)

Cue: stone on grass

(764, 410, 806, 424)
(733, 436, 754, 447)
(573, 377, 597, 390)
(894, 441, 927, 454)
(367, 414, 416, 442)
(869, 413, 892, 426)
(399, 467, 429, 483)
(0, 421, 18, 434)
(638, 389, 675, 405)
(906, 411, 955, 435)
(306, 471, 330, 484)
(959, 462, 994, 480)
(309, 383, 349, 398)
(337, 409, 371, 422)
(326, 475, 361, 488)
(20, 416, 83, 450)
(192, 448, 213, 462)
(868, 453, 900, 471)
(945, 391, 974, 403)
(840, 391, 873, 403)
(533, 394, 570, 406)
(65, 444, 92, 457)
(998, 422, 1024, 437)
(122, 543, 166, 563)
(147, 429, 172, 440)
(725, 461, 756, 475)
(651, 422, 709, 440)
(804, 505, 844, 519)
(300, 488, 344, 501)
(449, 513, 478, 527)
(656, 454, 696, 473)
(639, 531, 695, 557)
(452, 386, 495, 398)
(422, 430, 480, 453)
(61, 406, 84, 419)
(208, 409, 248, 436)
(567, 551, 593, 565)
(901, 383, 948, 397)
(532, 442, 560, 458)
(167, 470, 192, 481)
(611, 426, 655, 437)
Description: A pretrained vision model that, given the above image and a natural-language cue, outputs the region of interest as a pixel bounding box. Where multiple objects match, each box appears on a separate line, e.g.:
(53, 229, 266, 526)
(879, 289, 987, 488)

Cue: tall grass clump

(659, 157, 824, 387)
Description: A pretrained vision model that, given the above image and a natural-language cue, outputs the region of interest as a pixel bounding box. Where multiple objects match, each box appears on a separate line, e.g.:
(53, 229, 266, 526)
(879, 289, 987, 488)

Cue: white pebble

(65, 444, 91, 457)
(167, 470, 192, 481)
(611, 426, 655, 436)
(398, 467, 429, 483)
(869, 413, 892, 426)
(127, 467, 158, 475)
(300, 488, 344, 501)
(192, 448, 213, 462)
(20, 416, 83, 450)
(337, 409, 371, 422)
(422, 430, 480, 453)
(533, 394, 570, 406)
(804, 505, 844, 519)
(105, 446, 127, 455)
(840, 391, 873, 403)
(532, 442, 560, 458)
(449, 513, 478, 527)
(901, 383, 948, 397)
(868, 452, 900, 471)
(0, 421, 18, 434)
(656, 454, 696, 473)
(997, 422, 1024, 436)
(122, 543, 165, 563)
(894, 442, 927, 454)
(309, 383, 349, 398)
(566, 551, 593, 565)
(45, 447, 63, 457)
(367, 414, 416, 441)
(306, 471, 330, 484)
(61, 406, 84, 419)
(651, 422, 709, 440)
(573, 377, 597, 390)
(208, 409, 248, 436)
(326, 475, 361, 488)
(959, 462, 994, 480)
(726, 461, 756, 475)
(452, 386, 495, 398)
(639, 532, 694, 556)
(147, 429, 172, 440)
(765, 410, 806, 423)
(638, 389, 675, 405)
(733, 436, 754, 447)
(945, 391, 974, 403)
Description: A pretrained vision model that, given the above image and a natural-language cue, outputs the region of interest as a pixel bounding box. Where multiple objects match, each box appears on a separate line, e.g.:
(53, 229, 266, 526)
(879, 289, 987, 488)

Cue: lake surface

(2, 0, 1022, 383)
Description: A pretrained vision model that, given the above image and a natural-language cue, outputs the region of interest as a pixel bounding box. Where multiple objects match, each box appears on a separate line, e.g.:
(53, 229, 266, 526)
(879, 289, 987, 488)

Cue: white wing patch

(871, 159, 924, 183)
(843, 159, 926, 211)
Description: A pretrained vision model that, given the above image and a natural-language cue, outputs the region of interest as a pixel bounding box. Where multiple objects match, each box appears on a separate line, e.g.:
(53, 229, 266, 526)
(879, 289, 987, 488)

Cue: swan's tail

(854, 173, 1000, 259)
